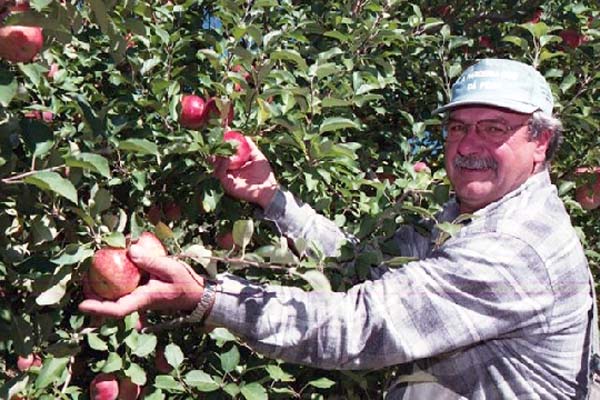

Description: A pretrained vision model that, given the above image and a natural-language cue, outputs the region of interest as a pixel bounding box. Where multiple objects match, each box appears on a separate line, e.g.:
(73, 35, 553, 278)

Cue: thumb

(128, 244, 180, 282)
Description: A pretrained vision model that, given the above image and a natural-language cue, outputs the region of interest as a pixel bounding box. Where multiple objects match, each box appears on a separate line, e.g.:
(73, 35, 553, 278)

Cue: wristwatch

(185, 279, 217, 324)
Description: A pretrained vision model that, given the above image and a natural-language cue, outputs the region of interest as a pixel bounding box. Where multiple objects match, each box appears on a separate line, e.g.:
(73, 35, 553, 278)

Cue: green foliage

(0, 0, 598, 398)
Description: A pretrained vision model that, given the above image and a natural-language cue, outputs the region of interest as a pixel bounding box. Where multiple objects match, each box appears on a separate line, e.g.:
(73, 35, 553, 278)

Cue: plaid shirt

(207, 171, 592, 399)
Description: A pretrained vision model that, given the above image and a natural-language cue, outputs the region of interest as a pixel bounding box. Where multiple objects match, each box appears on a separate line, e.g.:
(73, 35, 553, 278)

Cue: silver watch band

(185, 279, 217, 323)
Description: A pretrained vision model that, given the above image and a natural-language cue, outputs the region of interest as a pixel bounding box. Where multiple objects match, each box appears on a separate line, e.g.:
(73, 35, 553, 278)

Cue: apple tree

(0, 0, 598, 399)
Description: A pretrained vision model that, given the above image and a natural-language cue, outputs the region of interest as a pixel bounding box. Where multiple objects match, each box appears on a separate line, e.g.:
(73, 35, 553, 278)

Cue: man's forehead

(448, 105, 531, 119)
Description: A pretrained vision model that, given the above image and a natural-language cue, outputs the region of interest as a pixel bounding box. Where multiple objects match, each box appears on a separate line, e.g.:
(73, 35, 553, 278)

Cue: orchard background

(0, 0, 599, 399)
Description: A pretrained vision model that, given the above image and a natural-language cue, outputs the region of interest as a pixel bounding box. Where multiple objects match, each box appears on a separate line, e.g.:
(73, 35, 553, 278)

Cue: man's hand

(213, 138, 279, 209)
(78, 244, 204, 319)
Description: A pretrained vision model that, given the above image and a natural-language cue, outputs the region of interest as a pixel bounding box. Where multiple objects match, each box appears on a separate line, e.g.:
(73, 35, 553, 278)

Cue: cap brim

(432, 99, 539, 115)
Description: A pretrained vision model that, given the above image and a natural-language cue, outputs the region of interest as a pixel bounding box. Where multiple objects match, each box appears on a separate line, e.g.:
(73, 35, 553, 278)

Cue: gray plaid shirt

(207, 171, 592, 399)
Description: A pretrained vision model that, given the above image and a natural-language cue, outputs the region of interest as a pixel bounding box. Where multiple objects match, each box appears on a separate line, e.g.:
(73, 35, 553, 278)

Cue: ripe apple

(11, 0, 30, 12)
(154, 347, 173, 373)
(413, 161, 430, 173)
(529, 8, 543, 23)
(575, 167, 600, 210)
(478, 35, 493, 49)
(0, 25, 43, 63)
(216, 231, 236, 250)
(134, 231, 167, 257)
(223, 130, 251, 170)
(146, 205, 161, 225)
(179, 94, 209, 129)
(24, 110, 53, 122)
(88, 247, 141, 300)
(231, 64, 251, 92)
(560, 29, 586, 48)
(90, 373, 119, 400)
(163, 202, 181, 221)
(17, 353, 41, 371)
(118, 377, 141, 400)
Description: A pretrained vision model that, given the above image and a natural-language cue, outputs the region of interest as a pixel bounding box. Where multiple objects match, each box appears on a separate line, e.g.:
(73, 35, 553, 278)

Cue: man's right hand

(213, 138, 279, 209)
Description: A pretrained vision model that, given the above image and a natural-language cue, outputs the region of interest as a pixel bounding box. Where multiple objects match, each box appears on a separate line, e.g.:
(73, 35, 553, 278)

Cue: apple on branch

(0, 25, 43, 63)
(17, 353, 42, 372)
(89, 373, 119, 400)
(179, 94, 209, 129)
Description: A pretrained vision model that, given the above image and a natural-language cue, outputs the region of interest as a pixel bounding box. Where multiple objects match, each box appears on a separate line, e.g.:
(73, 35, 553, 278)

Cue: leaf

(154, 375, 185, 391)
(133, 334, 157, 357)
(35, 357, 69, 389)
(51, 245, 94, 265)
(183, 245, 217, 278)
(87, 333, 108, 351)
(319, 117, 360, 134)
(36, 272, 71, 306)
(183, 370, 220, 391)
(102, 352, 123, 373)
(270, 49, 308, 72)
(118, 139, 158, 155)
(220, 345, 240, 373)
(383, 256, 418, 267)
(435, 221, 463, 237)
(24, 171, 78, 204)
(164, 343, 184, 369)
(300, 270, 331, 291)
(232, 220, 254, 250)
(240, 382, 268, 400)
(265, 365, 295, 382)
(0, 69, 18, 107)
(103, 232, 126, 248)
(125, 362, 147, 386)
(64, 153, 111, 178)
(308, 377, 336, 389)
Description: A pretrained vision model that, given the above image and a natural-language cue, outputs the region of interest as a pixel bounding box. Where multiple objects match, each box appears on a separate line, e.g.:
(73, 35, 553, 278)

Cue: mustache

(454, 155, 498, 170)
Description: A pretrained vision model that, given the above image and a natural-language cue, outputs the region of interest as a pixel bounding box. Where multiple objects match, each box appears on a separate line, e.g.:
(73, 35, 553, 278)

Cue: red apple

(575, 167, 600, 210)
(146, 205, 161, 225)
(118, 377, 140, 400)
(560, 29, 586, 48)
(478, 36, 493, 49)
(0, 25, 43, 63)
(223, 130, 251, 170)
(216, 231, 236, 250)
(11, 1, 30, 13)
(88, 247, 141, 300)
(154, 347, 173, 373)
(47, 62, 59, 79)
(529, 8, 543, 23)
(231, 64, 251, 92)
(413, 161, 430, 173)
(134, 231, 167, 257)
(17, 353, 41, 371)
(90, 373, 119, 400)
(163, 202, 181, 221)
(179, 94, 209, 129)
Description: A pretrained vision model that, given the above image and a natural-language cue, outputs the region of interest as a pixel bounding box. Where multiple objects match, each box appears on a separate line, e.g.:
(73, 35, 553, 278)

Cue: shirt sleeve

(260, 188, 355, 257)
(206, 231, 555, 370)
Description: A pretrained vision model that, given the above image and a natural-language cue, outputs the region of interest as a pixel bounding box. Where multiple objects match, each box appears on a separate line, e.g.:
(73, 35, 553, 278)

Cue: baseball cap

(433, 58, 554, 115)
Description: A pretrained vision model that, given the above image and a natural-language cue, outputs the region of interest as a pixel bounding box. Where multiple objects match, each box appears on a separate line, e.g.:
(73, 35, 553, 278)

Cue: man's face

(444, 106, 550, 213)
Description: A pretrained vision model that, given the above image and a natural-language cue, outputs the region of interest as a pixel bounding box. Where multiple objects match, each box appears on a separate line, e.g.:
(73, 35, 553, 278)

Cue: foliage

(0, 0, 598, 398)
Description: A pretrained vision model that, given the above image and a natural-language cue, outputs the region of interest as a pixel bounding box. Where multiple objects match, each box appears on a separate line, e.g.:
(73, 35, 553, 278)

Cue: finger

(245, 138, 266, 162)
(128, 245, 184, 281)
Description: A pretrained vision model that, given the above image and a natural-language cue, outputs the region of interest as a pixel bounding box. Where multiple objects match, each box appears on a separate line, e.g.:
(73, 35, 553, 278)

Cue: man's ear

(533, 129, 552, 164)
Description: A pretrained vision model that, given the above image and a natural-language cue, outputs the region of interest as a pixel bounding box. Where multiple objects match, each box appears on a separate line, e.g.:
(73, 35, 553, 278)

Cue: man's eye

(447, 123, 466, 133)
(481, 124, 506, 135)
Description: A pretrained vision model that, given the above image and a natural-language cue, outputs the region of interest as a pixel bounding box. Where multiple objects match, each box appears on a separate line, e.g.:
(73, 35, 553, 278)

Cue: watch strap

(184, 279, 217, 324)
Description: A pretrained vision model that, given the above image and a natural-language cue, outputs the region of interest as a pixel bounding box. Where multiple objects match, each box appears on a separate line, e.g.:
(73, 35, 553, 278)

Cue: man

(80, 59, 594, 399)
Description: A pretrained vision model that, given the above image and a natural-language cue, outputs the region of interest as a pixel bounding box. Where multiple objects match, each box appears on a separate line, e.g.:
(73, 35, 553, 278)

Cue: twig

(1, 165, 67, 184)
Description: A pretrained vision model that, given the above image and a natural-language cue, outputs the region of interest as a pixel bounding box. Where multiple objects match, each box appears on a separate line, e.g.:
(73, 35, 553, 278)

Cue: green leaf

(118, 139, 158, 155)
(164, 343, 184, 369)
(51, 245, 94, 265)
(36, 271, 71, 306)
(102, 352, 123, 373)
(125, 362, 147, 386)
(24, 171, 78, 204)
(64, 153, 111, 178)
(183, 370, 220, 391)
(0, 70, 18, 106)
(308, 377, 336, 389)
(240, 382, 268, 400)
(271, 50, 308, 72)
(154, 375, 185, 392)
(300, 270, 331, 291)
(319, 117, 360, 134)
(435, 221, 463, 237)
(233, 219, 254, 250)
(220, 345, 240, 373)
(35, 357, 69, 389)
(133, 334, 157, 357)
(103, 232, 126, 248)
(265, 365, 295, 382)
(87, 333, 109, 351)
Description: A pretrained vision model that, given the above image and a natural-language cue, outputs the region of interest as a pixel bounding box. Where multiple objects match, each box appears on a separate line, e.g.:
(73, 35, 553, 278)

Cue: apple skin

(0, 25, 43, 63)
(180, 95, 208, 129)
(575, 167, 600, 210)
(47, 62, 59, 80)
(118, 377, 141, 400)
(154, 347, 173, 373)
(90, 373, 119, 400)
(413, 161, 430, 173)
(17, 353, 41, 371)
(134, 231, 167, 257)
(216, 231, 236, 250)
(88, 248, 141, 300)
(223, 130, 251, 170)
(163, 202, 181, 221)
(560, 29, 586, 48)
(147, 205, 161, 225)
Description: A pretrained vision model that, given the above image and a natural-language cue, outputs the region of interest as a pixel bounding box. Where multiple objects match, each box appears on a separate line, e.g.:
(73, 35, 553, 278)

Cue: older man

(80, 59, 594, 399)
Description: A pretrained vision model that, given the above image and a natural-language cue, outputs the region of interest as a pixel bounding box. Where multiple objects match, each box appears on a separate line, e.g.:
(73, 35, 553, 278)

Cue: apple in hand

(134, 231, 167, 257)
(223, 130, 251, 170)
(88, 248, 141, 300)
(0, 25, 43, 63)
(17, 353, 41, 371)
(180, 94, 208, 129)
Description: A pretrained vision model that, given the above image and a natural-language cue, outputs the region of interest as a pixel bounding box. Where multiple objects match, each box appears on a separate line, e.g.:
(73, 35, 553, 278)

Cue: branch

(1, 165, 67, 184)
